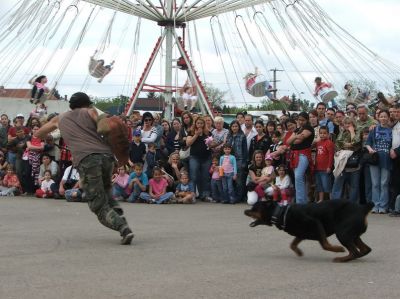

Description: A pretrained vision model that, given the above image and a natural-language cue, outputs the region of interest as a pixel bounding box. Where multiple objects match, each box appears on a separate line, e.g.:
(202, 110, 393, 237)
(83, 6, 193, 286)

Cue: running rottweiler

(244, 200, 374, 262)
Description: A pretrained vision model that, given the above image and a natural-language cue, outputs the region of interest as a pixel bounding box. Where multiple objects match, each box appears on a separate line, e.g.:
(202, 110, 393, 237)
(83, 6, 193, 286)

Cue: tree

(93, 96, 128, 113)
(394, 79, 400, 97)
(203, 83, 227, 107)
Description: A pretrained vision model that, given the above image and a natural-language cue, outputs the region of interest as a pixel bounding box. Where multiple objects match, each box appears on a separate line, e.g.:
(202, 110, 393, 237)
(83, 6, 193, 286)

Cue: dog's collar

(271, 204, 290, 230)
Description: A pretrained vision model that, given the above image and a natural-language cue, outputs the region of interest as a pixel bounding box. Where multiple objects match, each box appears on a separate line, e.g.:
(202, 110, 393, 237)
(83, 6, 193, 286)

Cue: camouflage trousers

(78, 154, 129, 235)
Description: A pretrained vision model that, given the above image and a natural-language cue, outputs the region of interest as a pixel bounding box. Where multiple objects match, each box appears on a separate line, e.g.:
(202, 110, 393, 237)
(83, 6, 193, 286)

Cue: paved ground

(0, 197, 399, 299)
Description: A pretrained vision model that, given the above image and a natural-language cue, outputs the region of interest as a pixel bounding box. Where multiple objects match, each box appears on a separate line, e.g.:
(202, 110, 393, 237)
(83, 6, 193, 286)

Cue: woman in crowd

(265, 120, 276, 138)
(178, 111, 193, 171)
(226, 120, 248, 202)
(186, 116, 212, 201)
(204, 115, 214, 131)
(286, 112, 314, 204)
(309, 109, 320, 144)
(26, 125, 45, 189)
(331, 117, 361, 202)
(160, 119, 171, 157)
(210, 116, 228, 155)
(141, 112, 158, 147)
(165, 118, 182, 155)
(161, 152, 185, 190)
(248, 120, 271, 161)
(366, 110, 392, 213)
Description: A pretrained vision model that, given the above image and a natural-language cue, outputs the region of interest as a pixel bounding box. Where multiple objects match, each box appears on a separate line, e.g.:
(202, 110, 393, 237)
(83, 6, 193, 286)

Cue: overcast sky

(0, 0, 399, 106)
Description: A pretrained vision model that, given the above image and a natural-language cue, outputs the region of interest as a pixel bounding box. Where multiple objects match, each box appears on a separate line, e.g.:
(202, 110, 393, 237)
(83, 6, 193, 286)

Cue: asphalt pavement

(0, 197, 399, 299)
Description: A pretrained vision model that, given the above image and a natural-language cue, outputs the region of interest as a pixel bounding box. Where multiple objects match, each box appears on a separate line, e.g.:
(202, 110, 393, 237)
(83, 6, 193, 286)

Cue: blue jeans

(127, 184, 143, 203)
(112, 184, 129, 199)
(65, 189, 83, 202)
(363, 165, 372, 203)
(315, 171, 332, 193)
(210, 179, 223, 202)
(331, 170, 360, 202)
(222, 172, 236, 203)
(294, 154, 309, 204)
(189, 156, 211, 198)
(369, 166, 390, 212)
(140, 192, 174, 204)
(7, 152, 16, 168)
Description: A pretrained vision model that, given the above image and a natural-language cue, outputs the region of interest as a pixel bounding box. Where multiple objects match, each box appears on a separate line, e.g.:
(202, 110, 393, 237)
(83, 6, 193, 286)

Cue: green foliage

(394, 79, 400, 97)
(93, 96, 128, 112)
(203, 83, 227, 107)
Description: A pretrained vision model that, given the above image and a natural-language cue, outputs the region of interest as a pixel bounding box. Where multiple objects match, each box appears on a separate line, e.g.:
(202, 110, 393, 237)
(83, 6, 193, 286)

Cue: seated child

(35, 170, 55, 198)
(112, 165, 130, 201)
(173, 171, 195, 204)
(127, 163, 148, 203)
(139, 167, 174, 204)
(30, 75, 49, 104)
(254, 154, 275, 200)
(0, 165, 21, 196)
(266, 131, 285, 166)
(265, 165, 293, 206)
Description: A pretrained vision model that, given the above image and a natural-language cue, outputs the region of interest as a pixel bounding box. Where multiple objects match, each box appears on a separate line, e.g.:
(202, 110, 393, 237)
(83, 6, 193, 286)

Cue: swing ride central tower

(81, 0, 273, 119)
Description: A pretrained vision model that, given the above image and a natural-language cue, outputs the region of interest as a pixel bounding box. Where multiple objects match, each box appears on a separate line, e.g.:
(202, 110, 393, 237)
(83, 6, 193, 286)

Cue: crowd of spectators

(1, 101, 400, 217)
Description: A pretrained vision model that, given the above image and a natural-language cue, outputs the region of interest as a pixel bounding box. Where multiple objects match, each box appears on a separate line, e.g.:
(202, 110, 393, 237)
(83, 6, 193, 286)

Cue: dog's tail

(363, 202, 375, 214)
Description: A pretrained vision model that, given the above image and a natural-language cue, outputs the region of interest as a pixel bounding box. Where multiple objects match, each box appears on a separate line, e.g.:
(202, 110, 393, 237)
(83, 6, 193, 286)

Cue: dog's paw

(249, 221, 257, 227)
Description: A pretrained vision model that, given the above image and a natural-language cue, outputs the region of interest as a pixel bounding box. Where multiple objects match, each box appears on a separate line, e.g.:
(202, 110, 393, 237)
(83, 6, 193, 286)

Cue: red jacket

(315, 139, 335, 171)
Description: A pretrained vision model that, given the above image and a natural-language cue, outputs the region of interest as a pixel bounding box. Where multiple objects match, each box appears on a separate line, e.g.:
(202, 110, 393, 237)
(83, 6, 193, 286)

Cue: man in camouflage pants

(36, 92, 134, 245)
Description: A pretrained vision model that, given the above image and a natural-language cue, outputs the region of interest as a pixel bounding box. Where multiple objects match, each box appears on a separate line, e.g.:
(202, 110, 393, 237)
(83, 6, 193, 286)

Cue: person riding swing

(88, 50, 115, 83)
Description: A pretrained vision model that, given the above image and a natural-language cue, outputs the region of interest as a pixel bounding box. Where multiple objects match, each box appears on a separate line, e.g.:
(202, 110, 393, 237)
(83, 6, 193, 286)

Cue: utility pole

(269, 68, 284, 100)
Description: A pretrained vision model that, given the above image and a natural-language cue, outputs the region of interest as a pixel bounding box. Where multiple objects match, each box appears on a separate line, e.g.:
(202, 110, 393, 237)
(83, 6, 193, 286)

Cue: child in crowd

(266, 131, 284, 166)
(139, 167, 174, 204)
(361, 127, 372, 203)
(209, 155, 223, 203)
(0, 151, 8, 178)
(0, 165, 21, 196)
(112, 165, 130, 201)
(30, 75, 49, 104)
(127, 163, 148, 203)
(265, 165, 292, 206)
(173, 171, 195, 204)
(314, 126, 335, 203)
(145, 142, 157, 178)
(35, 170, 54, 198)
(129, 129, 146, 166)
(219, 144, 237, 204)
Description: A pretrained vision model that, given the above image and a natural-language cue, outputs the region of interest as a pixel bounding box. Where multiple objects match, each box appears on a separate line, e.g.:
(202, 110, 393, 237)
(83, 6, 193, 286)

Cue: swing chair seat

(319, 87, 338, 103)
(89, 58, 110, 78)
(246, 74, 271, 97)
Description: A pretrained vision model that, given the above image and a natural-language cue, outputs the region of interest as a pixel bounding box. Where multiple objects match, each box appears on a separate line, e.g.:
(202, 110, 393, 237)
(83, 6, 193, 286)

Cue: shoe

(204, 196, 213, 202)
(379, 209, 387, 214)
(389, 212, 400, 217)
(148, 198, 156, 204)
(371, 208, 379, 214)
(120, 227, 134, 245)
(30, 98, 34, 103)
(53, 193, 62, 199)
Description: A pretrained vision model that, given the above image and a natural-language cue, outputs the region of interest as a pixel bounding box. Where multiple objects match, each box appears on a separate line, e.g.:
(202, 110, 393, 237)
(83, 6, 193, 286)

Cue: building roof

(0, 88, 59, 101)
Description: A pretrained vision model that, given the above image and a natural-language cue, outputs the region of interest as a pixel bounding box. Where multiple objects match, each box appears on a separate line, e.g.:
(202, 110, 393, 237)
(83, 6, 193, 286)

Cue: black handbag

(346, 151, 361, 168)
(362, 127, 380, 166)
(362, 151, 379, 165)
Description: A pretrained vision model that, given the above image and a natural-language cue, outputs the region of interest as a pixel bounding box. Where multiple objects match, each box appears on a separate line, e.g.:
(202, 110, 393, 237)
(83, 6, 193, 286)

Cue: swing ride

(0, 0, 399, 120)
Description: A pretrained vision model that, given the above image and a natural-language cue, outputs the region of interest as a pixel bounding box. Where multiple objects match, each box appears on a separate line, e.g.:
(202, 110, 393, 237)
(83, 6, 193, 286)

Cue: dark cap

(133, 129, 141, 137)
(69, 92, 93, 110)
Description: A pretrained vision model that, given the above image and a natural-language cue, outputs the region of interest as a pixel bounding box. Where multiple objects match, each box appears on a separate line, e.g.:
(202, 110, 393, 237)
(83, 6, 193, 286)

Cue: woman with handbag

(331, 117, 361, 202)
(365, 110, 392, 214)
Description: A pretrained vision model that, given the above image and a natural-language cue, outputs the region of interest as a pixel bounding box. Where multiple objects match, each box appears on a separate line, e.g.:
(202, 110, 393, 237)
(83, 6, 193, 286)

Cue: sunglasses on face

(144, 118, 152, 122)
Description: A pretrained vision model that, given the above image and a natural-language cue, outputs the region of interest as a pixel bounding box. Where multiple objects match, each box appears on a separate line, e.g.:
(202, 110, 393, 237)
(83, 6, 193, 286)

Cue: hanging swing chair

(176, 56, 188, 70)
(244, 69, 276, 99)
(28, 75, 57, 103)
(314, 78, 338, 104)
(88, 51, 115, 83)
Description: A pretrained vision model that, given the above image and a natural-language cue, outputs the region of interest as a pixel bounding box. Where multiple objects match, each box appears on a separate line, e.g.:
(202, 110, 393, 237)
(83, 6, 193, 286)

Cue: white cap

(16, 113, 24, 118)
